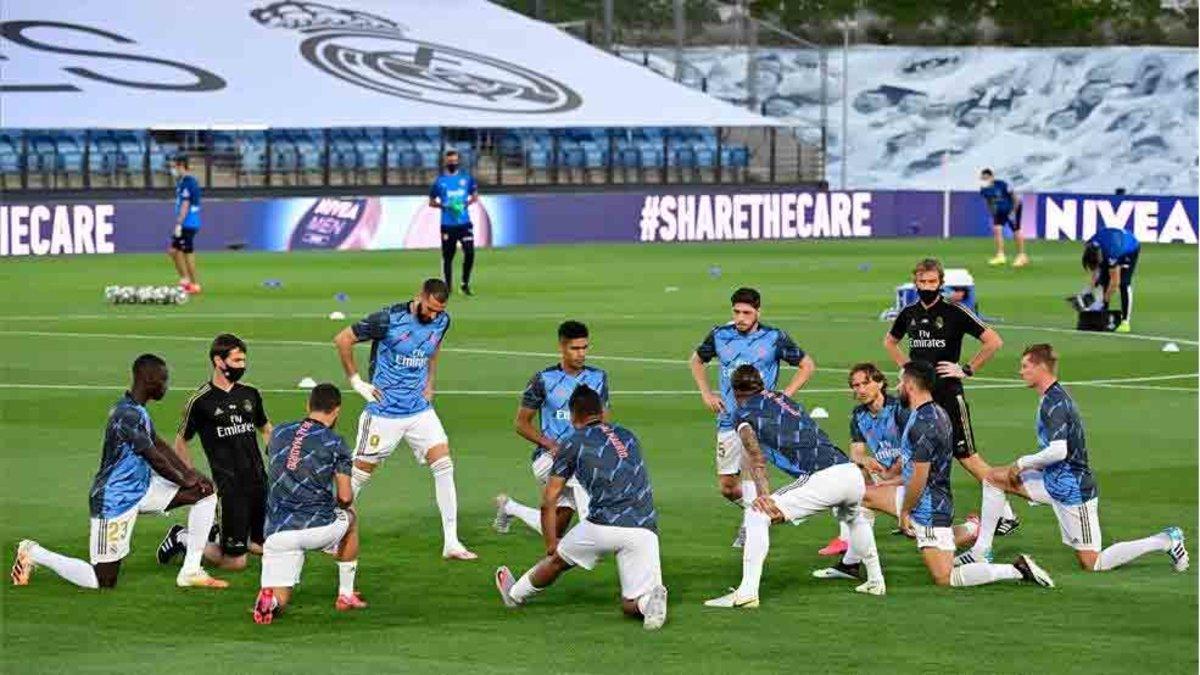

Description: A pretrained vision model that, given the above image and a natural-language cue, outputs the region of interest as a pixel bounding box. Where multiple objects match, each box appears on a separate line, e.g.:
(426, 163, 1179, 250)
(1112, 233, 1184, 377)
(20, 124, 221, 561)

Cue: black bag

(1076, 310, 1122, 332)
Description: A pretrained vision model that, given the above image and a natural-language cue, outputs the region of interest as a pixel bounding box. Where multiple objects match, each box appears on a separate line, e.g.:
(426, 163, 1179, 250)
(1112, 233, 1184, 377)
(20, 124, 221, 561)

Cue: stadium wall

(0, 189, 1195, 257)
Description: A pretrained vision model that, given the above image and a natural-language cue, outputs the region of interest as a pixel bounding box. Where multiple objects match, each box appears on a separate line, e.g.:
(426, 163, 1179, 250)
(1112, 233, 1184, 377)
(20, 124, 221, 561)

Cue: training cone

(329, 311, 346, 320)
(1162, 342, 1180, 353)
(810, 407, 829, 419)
(297, 377, 317, 389)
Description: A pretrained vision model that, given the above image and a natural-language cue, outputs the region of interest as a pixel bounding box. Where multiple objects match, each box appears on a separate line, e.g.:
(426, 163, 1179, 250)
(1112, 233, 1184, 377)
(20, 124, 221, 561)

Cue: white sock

(1094, 533, 1171, 571)
(735, 510, 771, 598)
(181, 495, 217, 575)
(1002, 501, 1016, 521)
(838, 517, 851, 543)
(845, 511, 884, 583)
(972, 482, 1007, 556)
(740, 480, 757, 508)
(842, 512, 863, 565)
(509, 568, 542, 604)
(951, 562, 1023, 586)
(337, 560, 358, 596)
(504, 498, 542, 534)
(29, 544, 98, 589)
(429, 457, 460, 550)
(351, 467, 373, 498)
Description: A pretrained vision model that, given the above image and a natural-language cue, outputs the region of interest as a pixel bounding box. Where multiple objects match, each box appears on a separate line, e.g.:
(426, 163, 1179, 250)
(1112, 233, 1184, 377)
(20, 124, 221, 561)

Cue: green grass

(1, 238, 1196, 674)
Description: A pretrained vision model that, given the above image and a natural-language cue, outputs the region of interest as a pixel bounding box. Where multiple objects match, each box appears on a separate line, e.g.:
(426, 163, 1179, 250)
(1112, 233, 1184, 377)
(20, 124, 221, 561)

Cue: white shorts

(89, 473, 180, 564)
(914, 524, 956, 551)
(353, 409, 449, 465)
(556, 520, 662, 600)
(1021, 470, 1102, 552)
(260, 509, 352, 588)
(770, 463, 867, 524)
(716, 429, 745, 476)
(531, 453, 588, 515)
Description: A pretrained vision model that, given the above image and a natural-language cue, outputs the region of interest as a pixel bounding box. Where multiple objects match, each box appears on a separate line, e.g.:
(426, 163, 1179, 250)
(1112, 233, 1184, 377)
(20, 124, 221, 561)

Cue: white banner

(0, 0, 774, 128)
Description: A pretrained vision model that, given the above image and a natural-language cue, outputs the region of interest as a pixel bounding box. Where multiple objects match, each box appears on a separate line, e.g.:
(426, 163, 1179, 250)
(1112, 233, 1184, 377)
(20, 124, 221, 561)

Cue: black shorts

(1099, 250, 1139, 289)
(933, 381, 977, 460)
(170, 229, 197, 253)
(992, 202, 1022, 231)
(441, 227, 473, 247)
(215, 480, 266, 557)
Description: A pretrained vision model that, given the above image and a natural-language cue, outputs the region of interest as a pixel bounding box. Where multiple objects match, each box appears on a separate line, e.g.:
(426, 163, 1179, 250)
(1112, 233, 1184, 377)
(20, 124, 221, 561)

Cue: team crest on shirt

(934, 316, 944, 330)
(250, 1, 581, 114)
(242, 400, 253, 413)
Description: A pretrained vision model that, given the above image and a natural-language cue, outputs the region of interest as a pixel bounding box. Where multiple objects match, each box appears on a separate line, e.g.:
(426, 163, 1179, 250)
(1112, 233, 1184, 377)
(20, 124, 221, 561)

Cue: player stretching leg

(495, 321, 606, 536)
(894, 361, 1053, 590)
(333, 278, 475, 560)
(813, 363, 979, 580)
(158, 334, 272, 571)
(495, 387, 668, 630)
(704, 366, 886, 607)
(11, 355, 226, 590)
(884, 258, 1022, 536)
(689, 287, 814, 547)
(958, 345, 1188, 573)
(253, 384, 365, 624)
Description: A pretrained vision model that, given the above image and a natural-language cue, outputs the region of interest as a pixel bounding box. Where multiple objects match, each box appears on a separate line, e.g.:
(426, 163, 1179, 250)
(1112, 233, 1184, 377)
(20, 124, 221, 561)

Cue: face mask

(917, 288, 941, 304)
(446, 163, 459, 172)
(218, 360, 246, 382)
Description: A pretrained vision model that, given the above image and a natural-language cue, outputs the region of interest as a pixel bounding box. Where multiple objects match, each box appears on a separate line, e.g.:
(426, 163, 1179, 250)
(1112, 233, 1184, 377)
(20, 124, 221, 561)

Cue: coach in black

(158, 334, 272, 570)
(884, 258, 1021, 535)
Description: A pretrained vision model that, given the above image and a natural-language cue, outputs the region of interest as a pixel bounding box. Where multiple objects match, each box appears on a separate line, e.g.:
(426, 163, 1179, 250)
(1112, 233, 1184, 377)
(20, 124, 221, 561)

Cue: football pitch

(1, 237, 1196, 674)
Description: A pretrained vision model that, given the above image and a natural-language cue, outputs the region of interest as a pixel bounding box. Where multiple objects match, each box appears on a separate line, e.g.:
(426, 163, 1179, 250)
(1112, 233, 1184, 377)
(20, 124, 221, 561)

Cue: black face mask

(917, 288, 941, 304)
(218, 360, 246, 383)
(445, 163, 459, 172)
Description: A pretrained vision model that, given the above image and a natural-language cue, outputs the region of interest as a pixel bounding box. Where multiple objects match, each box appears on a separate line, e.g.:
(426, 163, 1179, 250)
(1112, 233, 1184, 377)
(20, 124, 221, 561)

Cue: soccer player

(817, 363, 909, 557)
(1082, 228, 1141, 333)
(704, 365, 886, 607)
(11, 354, 226, 590)
(429, 149, 479, 295)
(689, 287, 814, 546)
(157, 334, 272, 571)
(894, 361, 1053, 590)
(332, 277, 475, 560)
(979, 168, 1027, 267)
(253, 384, 365, 624)
(884, 257, 1021, 535)
(168, 155, 203, 294)
(494, 387, 668, 631)
(957, 344, 1188, 573)
(813, 363, 979, 581)
(494, 320, 607, 536)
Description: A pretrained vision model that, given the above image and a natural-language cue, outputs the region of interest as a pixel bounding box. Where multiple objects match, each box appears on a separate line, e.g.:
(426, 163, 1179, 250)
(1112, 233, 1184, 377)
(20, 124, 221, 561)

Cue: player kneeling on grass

(956, 344, 1188, 574)
(705, 365, 887, 607)
(812, 363, 980, 581)
(11, 354, 226, 590)
(894, 361, 1053, 590)
(254, 384, 364, 624)
(495, 320, 606, 537)
(494, 386, 668, 631)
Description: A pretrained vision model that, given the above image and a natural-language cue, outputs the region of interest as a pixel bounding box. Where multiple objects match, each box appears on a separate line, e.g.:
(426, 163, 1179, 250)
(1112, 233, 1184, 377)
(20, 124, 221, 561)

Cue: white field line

(3, 311, 1197, 347)
(0, 329, 1195, 393)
